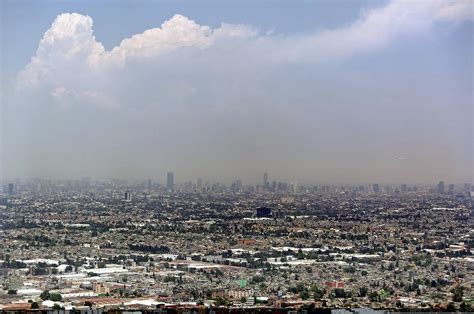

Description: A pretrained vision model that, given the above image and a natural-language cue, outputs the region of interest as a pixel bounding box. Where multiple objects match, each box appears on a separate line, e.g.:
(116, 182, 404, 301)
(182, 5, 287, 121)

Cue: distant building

(124, 190, 132, 201)
(290, 181, 298, 193)
(401, 184, 407, 193)
(281, 196, 295, 204)
(325, 281, 345, 289)
(464, 183, 472, 193)
(8, 183, 14, 195)
(273, 209, 286, 219)
(256, 207, 272, 218)
(263, 173, 269, 189)
(238, 239, 256, 245)
(372, 184, 380, 193)
(448, 184, 455, 193)
(167, 172, 174, 190)
(437, 181, 445, 194)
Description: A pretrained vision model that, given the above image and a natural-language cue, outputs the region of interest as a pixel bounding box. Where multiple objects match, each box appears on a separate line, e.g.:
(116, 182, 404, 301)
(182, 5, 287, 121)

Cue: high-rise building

(448, 184, 455, 194)
(437, 181, 445, 194)
(464, 183, 472, 193)
(401, 184, 407, 193)
(167, 172, 174, 190)
(8, 183, 14, 195)
(263, 173, 269, 189)
(372, 184, 380, 193)
(197, 178, 203, 189)
(124, 190, 132, 201)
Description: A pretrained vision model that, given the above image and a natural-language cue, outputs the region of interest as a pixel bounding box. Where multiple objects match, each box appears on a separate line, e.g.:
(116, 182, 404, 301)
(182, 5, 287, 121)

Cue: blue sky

(1, 0, 473, 184)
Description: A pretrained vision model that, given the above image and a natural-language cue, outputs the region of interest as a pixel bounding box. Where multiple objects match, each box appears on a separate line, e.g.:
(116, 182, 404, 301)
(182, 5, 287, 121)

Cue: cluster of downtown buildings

(0, 175, 472, 312)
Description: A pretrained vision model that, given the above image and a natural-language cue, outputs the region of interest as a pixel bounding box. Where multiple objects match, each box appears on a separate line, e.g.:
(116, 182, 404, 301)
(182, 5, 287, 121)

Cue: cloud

(101, 14, 256, 67)
(271, 0, 473, 62)
(16, 0, 472, 107)
(18, 13, 104, 89)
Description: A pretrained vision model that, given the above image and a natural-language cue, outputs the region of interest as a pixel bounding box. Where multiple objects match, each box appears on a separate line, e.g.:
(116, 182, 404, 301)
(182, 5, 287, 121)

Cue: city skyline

(2, 173, 472, 190)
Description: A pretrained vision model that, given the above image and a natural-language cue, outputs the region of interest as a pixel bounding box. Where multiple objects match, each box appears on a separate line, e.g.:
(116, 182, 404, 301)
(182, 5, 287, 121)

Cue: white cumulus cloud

(16, 0, 472, 107)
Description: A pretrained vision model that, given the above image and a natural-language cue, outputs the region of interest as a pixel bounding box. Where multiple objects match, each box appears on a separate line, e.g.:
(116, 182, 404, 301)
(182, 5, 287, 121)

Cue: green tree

(215, 297, 228, 307)
(40, 290, 50, 300)
(446, 302, 456, 312)
(300, 291, 310, 300)
(52, 303, 62, 310)
(452, 286, 464, 302)
(31, 302, 39, 309)
(460, 301, 472, 312)
(369, 291, 379, 302)
(49, 293, 62, 302)
(311, 285, 326, 300)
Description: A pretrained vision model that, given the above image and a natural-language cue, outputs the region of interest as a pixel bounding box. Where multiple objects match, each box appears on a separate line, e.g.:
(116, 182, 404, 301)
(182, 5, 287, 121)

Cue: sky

(1, 0, 473, 185)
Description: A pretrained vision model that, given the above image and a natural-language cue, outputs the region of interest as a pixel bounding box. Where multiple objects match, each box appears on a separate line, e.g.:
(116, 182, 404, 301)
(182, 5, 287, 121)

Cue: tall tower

(167, 172, 174, 190)
(8, 183, 14, 195)
(437, 181, 445, 194)
(464, 183, 472, 193)
(124, 190, 132, 201)
(263, 173, 269, 189)
(372, 184, 380, 193)
(401, 184, 407, 193)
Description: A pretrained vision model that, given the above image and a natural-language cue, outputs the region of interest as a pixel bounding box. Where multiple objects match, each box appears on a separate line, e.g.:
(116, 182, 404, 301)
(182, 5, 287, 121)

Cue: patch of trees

(2, 260, 27, 269)
(129, 244, 170, 254)
(334, 288, 352, 298)
(40, 290, 62, 302)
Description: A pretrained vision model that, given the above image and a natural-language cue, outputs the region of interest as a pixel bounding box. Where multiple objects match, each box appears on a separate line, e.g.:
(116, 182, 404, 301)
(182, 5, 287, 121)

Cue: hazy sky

(1, 0, 473, 185)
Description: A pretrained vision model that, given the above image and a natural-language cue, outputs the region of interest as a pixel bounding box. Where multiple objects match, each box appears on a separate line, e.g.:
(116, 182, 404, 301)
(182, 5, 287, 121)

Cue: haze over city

(1, 0, 473, 184)
(1, 1, 474, 313)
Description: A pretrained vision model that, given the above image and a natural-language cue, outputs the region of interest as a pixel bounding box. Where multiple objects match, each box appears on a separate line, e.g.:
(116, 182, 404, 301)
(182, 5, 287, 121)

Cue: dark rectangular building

(256, 207, 272, 218)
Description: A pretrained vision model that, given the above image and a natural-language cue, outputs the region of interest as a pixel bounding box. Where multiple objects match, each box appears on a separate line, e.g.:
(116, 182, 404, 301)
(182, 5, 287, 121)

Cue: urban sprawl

(1, 175, 473, 312)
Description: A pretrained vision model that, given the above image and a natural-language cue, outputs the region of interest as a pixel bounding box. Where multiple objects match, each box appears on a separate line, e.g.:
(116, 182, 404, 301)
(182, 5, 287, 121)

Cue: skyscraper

(124, 190, 132, 201)
(263, 173, 269, 189)
(401, 184, 407, 193)
(448, 184, 454, 193)
(167, 172, 174, 190)
(372, 184, 380, 193)
(8, 183, 14, 195)
(437, 181, 445, 194)
(464, 183, 472, 193)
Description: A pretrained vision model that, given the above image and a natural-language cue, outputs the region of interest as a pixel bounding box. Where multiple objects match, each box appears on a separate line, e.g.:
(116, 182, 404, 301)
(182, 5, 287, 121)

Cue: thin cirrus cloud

(16, 0, 472, 107)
